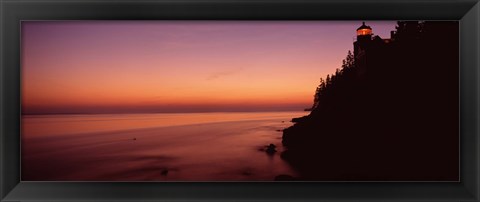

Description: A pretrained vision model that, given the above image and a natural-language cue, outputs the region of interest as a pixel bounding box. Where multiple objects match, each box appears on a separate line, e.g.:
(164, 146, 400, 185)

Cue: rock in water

(266, 144, 277, 155)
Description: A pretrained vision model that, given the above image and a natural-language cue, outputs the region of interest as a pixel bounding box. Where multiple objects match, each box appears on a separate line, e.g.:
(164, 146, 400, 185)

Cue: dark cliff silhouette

(282, 21, 459, 181)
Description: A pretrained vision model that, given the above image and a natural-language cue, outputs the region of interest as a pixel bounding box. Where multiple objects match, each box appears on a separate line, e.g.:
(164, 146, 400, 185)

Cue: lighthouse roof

(357, 22, 372, 31)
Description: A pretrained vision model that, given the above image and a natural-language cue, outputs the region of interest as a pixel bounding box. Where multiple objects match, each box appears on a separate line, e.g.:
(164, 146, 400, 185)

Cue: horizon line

(22, 109, 310, 116)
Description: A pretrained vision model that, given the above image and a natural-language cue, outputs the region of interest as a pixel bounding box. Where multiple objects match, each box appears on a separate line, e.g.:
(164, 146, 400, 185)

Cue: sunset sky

(22, 21, 396, 114)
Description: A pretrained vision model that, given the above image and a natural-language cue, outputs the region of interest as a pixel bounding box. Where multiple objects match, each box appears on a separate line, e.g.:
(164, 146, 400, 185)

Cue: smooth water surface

(22, 111, 307, 181)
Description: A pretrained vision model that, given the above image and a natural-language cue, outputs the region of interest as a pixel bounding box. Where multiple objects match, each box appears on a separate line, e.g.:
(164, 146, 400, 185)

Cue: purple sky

(22, 21, 397, 114)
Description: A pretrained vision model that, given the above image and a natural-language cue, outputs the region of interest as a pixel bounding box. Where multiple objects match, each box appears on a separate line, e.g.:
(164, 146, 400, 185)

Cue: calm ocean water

(22, 111, 308, 181)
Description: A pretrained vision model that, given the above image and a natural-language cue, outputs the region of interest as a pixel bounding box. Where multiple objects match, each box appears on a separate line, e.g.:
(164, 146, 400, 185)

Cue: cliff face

(281, 21, 459, 181)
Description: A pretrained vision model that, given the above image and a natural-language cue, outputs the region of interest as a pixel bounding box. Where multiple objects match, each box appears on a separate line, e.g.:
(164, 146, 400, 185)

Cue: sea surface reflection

(22, 111, 307, 181)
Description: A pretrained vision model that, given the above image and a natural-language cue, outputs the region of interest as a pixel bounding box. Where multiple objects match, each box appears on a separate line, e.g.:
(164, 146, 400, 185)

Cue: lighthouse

(356, 22, 373, 40)
(352, 22, 394, 77)
(353, 22, 376, 77)
(354, 22, 373, 58)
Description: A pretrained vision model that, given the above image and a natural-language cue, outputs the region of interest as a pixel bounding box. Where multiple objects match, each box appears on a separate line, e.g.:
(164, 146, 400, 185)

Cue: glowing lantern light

(356, 22, 372, 36)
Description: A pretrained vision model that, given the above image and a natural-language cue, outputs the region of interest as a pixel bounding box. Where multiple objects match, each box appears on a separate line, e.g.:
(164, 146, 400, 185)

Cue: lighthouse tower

(354, 22, 373, 58)
(353, 22, 374, 77)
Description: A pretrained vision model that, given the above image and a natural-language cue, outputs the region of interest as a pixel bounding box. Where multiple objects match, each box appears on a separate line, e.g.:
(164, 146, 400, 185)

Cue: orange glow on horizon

(22, 63, 315, 111)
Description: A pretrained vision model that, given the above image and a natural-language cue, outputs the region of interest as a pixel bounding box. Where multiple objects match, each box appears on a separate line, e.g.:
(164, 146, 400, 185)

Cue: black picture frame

(1, 0, 479, 201)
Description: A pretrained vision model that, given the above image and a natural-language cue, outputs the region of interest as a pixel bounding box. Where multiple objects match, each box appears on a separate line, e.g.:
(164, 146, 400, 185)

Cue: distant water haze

(22, 111, 307, 181)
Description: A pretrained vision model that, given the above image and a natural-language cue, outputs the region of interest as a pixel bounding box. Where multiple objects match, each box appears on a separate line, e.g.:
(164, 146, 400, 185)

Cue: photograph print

(21, 21, 459, 181)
